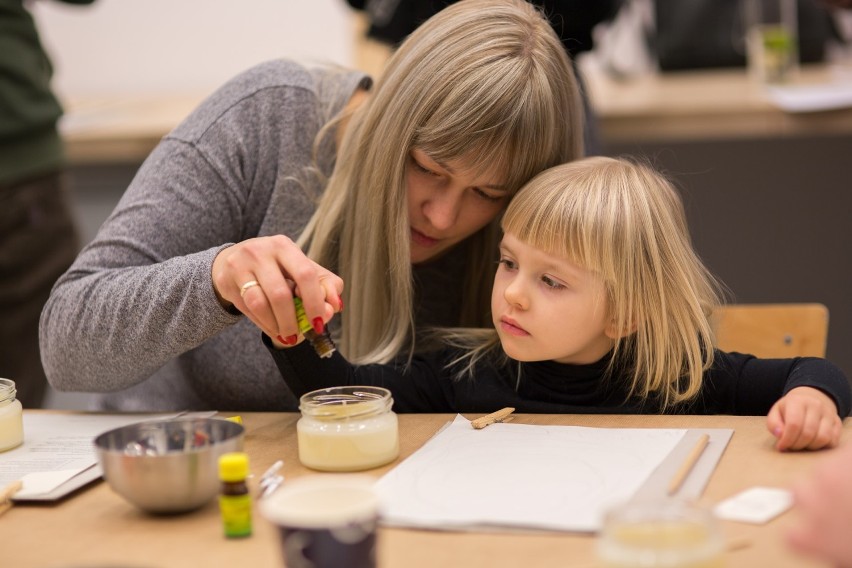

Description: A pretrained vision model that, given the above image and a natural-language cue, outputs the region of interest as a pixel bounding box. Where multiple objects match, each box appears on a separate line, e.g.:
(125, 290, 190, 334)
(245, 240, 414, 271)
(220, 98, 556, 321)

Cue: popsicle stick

(0, 480, 22, 517)
(471, 407, 515, 429)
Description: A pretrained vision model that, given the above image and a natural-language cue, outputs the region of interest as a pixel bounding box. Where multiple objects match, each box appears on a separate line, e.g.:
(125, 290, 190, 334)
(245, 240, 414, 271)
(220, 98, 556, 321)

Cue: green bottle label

(293, 297, 313, 335)
(219, 494, 252, 538)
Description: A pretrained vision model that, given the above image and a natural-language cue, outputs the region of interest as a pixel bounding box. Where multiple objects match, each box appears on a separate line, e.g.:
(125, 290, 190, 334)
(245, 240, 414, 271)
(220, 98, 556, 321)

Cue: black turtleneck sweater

(267, 338, 851, 417)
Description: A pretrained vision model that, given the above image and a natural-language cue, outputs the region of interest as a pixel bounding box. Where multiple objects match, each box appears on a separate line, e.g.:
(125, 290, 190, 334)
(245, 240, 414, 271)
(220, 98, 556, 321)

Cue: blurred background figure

(346, 0, 623, 154)
(0, 0, 94, 408)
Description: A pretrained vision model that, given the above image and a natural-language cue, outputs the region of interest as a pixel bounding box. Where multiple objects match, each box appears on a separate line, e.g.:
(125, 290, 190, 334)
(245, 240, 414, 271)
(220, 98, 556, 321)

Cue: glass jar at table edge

(597, 499, 725, 568)
(297, 386, 399, 472)
(0, 378, 24, 452)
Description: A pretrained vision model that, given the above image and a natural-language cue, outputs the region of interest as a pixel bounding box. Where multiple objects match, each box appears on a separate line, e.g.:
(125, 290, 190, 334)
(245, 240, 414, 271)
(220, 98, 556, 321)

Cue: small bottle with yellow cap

(218, 452, 252, 538)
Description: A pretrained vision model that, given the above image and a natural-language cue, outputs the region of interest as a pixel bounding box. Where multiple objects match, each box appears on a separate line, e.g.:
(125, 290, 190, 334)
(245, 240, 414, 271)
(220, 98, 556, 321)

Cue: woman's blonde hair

(451, 156, 724, 410)
(299, 0, 584, 364)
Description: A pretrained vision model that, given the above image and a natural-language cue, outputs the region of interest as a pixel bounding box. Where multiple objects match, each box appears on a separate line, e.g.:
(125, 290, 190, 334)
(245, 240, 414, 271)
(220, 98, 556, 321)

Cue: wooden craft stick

(0, 480, 23, 517)
(471, 407, 515, 429)
(1, 480, 21, 502)
(668, 434, 710, 495)
(726, 536, 752, 552)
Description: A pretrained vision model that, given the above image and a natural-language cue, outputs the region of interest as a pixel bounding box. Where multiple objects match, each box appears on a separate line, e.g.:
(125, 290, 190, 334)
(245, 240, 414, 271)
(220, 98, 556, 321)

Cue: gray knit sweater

(39, 60, 371, 411)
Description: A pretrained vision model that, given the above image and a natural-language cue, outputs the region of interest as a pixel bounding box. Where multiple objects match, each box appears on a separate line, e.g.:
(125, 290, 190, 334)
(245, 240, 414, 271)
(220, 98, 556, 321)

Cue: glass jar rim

(299, 386, 393, 421)
(0, 378, 16, 404)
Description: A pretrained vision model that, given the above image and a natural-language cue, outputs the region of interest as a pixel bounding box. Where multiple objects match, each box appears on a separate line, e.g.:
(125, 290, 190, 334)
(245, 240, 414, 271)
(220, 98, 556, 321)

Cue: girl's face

(491, 232, 617, 365)
(406, 148, 509, 264)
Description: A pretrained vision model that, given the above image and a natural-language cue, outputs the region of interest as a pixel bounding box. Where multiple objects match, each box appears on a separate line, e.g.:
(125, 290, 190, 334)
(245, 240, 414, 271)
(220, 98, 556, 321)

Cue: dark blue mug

(262, 475, 379, 568)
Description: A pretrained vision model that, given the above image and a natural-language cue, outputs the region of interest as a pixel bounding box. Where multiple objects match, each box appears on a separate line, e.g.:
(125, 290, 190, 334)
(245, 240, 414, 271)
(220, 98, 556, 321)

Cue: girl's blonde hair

(452, 157, 724, 410)
(299, 0, 584, 364)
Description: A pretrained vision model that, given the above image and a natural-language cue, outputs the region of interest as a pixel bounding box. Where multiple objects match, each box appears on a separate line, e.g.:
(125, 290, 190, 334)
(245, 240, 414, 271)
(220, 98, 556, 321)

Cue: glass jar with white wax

(0, 379, 24, 452)
(297, 386, 399, 472)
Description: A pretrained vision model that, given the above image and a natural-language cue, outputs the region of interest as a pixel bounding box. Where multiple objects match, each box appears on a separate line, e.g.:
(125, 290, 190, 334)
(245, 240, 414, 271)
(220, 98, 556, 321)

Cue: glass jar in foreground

(0, 378, 24, 452)
(297, 386, 399, 472)
(598, 499, 724, 568)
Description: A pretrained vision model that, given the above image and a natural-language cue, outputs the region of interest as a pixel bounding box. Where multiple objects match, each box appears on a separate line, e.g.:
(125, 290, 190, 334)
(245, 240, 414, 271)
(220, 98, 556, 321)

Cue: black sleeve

(263, 334, 458, 412)
(697, 351, 852, 417)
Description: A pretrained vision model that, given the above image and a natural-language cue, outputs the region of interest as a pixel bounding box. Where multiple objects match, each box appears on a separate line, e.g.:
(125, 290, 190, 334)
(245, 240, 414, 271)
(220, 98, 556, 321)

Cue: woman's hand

(787, 443, 852, 567)
(766, 386, 843, 451)
(211, 235, 343, 342)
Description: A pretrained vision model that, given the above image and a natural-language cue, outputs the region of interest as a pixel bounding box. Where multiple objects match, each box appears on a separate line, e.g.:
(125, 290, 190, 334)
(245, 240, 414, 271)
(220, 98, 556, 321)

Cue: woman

(39, 0, 585, 411)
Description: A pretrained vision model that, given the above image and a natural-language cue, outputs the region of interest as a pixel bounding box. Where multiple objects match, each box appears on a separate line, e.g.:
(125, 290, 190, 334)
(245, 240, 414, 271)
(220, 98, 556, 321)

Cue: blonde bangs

(415, 68, 570, 194)
(502, 162, 612, 272)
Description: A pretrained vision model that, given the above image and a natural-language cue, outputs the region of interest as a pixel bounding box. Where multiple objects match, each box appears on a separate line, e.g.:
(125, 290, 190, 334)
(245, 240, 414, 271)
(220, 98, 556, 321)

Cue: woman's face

(491, 232, 616, 365)
(406, 148, 509, 264)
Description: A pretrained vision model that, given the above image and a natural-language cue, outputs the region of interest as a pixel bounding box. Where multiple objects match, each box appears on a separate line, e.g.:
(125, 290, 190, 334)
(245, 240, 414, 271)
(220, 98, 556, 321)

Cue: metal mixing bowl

(94, 417, 245, 514)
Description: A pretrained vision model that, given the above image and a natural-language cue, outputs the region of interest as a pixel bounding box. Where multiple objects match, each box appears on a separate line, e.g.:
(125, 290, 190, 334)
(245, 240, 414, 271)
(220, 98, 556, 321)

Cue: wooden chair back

(711, 303, 829, 358)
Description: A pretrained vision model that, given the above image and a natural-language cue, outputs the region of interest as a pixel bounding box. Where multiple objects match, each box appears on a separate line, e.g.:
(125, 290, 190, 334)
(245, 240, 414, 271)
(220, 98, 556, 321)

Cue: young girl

(268, 157, 850, 451)
(39, 0, 584, 411)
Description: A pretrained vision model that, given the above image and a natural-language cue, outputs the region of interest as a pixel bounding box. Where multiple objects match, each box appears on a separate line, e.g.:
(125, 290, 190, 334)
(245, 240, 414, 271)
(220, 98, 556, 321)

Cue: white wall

(31, 0, 357, 99)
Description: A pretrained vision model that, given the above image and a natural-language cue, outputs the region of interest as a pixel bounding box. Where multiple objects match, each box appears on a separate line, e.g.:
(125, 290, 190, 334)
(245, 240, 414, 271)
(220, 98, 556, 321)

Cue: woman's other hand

(787, 443, 852, 567)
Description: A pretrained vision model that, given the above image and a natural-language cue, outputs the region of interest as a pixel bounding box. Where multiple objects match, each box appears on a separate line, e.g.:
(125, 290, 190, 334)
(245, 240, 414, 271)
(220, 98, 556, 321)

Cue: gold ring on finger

(239, 280, 260, 298)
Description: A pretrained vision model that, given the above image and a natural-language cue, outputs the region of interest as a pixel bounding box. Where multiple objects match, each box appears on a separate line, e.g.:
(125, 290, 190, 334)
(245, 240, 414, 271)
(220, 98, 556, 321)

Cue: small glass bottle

(744, 0, 798, 84)
(0, 379, 24, 452)
(293, 297, 336, 358)
(297, 386, 399, 472)
(218, 452, 252, 538)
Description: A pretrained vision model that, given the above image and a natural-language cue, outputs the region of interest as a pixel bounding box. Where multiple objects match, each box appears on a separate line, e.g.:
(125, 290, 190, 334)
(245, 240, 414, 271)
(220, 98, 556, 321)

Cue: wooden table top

(581, 62, 852, 144)
(5, 411, 848, 567)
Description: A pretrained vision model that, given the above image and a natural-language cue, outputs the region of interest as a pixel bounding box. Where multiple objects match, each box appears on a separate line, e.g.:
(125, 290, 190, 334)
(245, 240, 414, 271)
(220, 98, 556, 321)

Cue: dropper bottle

(218, 452, 252, 538)
(293, 297, 336, 358)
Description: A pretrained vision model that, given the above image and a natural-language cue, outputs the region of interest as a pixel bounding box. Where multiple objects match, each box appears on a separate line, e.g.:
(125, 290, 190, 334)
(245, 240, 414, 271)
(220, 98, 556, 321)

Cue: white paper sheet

(766, 81, 852, 112)
(375, 415, 686, 533)
(0, 413, 180, 500)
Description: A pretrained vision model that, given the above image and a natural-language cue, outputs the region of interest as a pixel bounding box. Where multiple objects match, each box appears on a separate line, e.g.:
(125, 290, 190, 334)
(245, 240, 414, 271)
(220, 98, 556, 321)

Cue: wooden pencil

(667, 434, 710, 495)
